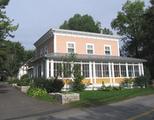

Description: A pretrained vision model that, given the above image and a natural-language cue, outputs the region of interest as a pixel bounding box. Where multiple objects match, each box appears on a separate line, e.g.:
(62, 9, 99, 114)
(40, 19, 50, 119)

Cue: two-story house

(31, 28, 146, 89)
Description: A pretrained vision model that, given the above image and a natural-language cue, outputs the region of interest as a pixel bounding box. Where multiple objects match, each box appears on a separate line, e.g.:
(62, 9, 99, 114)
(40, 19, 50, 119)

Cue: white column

(108, 62, 112, 86)
(112, 63, 115, 86)
(89, 62, 93, 84)
(132, 64, 135, 77)
(138, 63, 141, 76)
(41, 62, 44, 77)
(46, 59, 49, 79)
(126, 63, 129, 78)
(50, 60, 54, 77)
(119, 63, 121, 77)
(81, 62, 83, 76)
(93, 62, 96, 84)
(141, 63, 144, 76)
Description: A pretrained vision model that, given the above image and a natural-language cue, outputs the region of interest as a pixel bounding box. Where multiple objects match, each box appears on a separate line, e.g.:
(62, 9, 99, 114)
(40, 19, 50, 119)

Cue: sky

(6, 0, 150, 49)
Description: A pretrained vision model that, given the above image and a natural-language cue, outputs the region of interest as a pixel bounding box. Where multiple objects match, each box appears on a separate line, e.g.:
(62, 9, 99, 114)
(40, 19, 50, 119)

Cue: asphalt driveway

(0, 82, 154, 120)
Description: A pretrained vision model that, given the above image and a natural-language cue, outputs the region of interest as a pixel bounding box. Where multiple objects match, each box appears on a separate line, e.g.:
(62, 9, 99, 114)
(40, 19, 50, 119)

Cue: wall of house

(55, 34, 119, 56)
(36, 37, 54, 57)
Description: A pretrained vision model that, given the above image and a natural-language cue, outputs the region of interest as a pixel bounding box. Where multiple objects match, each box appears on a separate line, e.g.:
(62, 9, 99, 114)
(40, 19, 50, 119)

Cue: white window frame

(104, 45, 112, 56)
(86, 43, 94, 55)
(66, 42, 76, 54)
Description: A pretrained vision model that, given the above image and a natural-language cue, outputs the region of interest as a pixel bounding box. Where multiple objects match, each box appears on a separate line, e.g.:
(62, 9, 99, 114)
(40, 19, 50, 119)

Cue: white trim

(132, 64, 135, 77)
(86, 43, 95, 55)
(66, 42, 76, 54)
(53, 33, 57, 53)
(104, 45, 112, 56)
(50, 60, 54, 77)
(54, 31, 120, 41)
(138, 63, 141, 76)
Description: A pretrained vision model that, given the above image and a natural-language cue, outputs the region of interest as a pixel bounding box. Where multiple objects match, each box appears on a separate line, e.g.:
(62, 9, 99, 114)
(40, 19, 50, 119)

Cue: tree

(60, 14, 112, 35)
(111, 0, 145, 57)
(141, 0, 154, 79)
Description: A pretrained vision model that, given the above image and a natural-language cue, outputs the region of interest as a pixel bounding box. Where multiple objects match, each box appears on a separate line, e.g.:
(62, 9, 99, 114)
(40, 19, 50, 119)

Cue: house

(30, 28, 146, 90)
(17, 63, 28, 79)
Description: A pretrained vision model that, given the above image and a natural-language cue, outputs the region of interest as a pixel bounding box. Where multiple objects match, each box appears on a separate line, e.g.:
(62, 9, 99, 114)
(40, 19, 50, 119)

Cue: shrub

(27, 87, 48, 97)
(72, 64, 85, 91)
(17, 74, 31, 86)
(8, 79, 19, 84)
(51, 77, 64, 92)
(121, 78, 134, 88)
(134, 76, 148, 88)
(33, 78, 64, 93)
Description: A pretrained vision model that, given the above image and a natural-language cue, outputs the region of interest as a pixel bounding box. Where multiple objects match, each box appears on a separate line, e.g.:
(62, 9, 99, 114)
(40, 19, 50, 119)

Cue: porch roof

(43, 53, 146, 63)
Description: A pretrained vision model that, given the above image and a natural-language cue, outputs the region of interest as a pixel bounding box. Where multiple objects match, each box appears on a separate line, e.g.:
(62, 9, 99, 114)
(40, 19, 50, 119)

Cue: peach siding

(55, 34, 119, 56)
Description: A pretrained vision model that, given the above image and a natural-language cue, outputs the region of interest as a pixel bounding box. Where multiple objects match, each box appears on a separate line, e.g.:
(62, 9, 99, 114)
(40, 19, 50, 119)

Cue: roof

(34, 28, 121, 47)
(37, 53, 146, 63)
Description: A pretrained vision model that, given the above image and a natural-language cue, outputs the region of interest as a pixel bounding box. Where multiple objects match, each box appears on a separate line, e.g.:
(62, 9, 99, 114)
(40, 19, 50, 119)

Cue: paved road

(0, 82, 154, 120)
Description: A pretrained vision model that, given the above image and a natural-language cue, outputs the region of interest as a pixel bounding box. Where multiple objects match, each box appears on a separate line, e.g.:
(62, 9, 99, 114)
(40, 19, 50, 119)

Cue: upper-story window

(67, 42, 75, 54)
(104, 45, 111, 55)
(86, 43, 94, 55)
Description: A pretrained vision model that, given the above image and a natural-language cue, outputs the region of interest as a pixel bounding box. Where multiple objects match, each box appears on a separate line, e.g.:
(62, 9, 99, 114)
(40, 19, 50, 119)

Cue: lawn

(71, 87, 154, 107)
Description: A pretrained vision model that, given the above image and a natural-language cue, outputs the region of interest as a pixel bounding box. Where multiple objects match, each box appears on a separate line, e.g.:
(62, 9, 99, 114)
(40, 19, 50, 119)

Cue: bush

(27, 87, 48, 97)
(17, 74, 31, 86)
(72, 64, 85, 91)
(8, 79, 19, 84)
(121, 78, 134, 88)
(51, 77, 64, 92)
(134, 76, 148, 88)
(33, 78, 64, 93)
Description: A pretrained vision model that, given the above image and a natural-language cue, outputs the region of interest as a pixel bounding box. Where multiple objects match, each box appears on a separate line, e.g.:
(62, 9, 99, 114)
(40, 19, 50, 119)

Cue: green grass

(71, 87, 154, 107)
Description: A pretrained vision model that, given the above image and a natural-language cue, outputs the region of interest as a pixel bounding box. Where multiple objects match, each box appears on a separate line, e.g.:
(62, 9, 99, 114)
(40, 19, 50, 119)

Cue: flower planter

(50, 93, 80, 104)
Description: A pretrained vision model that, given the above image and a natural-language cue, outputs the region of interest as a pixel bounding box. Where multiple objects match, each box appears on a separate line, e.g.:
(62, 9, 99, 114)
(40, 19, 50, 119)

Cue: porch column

(138, 63, 142, 76)
(126, 63, 129, 78)
(93, 62, 96, 84)
(41, 62, 44, 77)
(89, 61, 93, 84)
(46, 59, 49, 79)
(108, 62, 112, 86)
(111, 63, 115, 86)
(141, 63, 144, 76)
(50, 60, 54, 77)
(132, 64, 135, 77)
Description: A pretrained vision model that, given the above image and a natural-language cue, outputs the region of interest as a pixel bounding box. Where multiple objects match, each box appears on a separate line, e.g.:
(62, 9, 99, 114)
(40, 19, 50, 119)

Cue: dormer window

(67, 42, 75, 53)
(86, 43, 94, 55)
(104, 45, 111, 55)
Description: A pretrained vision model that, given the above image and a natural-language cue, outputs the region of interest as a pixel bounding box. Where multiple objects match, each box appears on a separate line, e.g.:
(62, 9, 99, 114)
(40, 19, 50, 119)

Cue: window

(103, 64, 109, 77)
(121, 65, 127, 77)
(95, 64, 102, 77)
(67, 42, 75, 53)
(54, 63, 62, 77)
(104, 45, 111, 55)
(86, 44, 94, 54)
(128, 65, 134, 77)
(82, 64, 89, 77)
(114, 65, 120, 77)
(63, 63, 71, 78)
(134, 65, 139, 77)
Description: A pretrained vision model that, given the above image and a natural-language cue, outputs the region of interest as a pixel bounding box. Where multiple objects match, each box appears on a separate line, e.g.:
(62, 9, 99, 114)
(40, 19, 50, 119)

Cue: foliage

(121, 78, 134, 88)
(60, 14, 112, 35)
(134, 76, 148, 88)
(111, 0, 145, 57)
(72, 64, 85, 91)
(17, 74, 31, 86)
(51, 77, 64, 92)
(8, 79, 18, 84)
(27, 87, 48, 97)
(33, 78, 64, 93)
